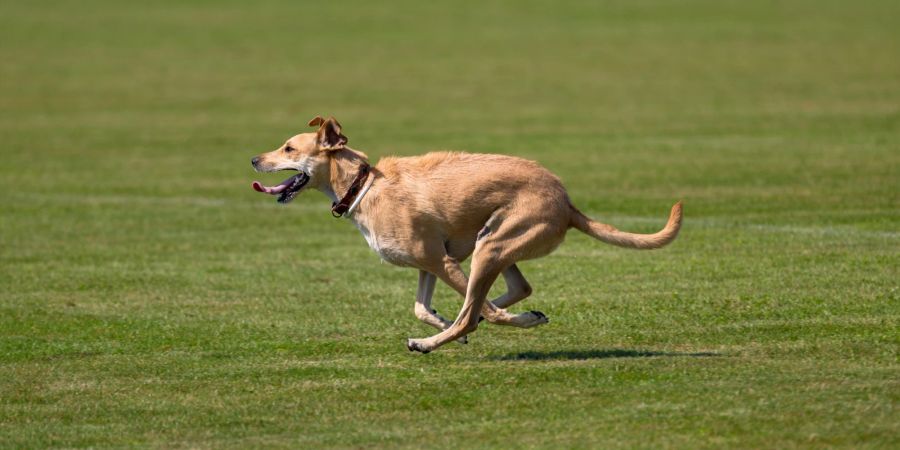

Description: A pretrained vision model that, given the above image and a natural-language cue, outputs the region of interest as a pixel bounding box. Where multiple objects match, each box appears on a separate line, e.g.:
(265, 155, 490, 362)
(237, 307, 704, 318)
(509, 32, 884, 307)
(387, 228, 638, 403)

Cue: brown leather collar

(331, 163, 371, 217)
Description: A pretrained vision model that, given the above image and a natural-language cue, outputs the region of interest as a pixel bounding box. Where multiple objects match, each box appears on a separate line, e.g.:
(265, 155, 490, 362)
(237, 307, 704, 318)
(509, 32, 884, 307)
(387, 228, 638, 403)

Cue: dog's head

(250, 116, 353, 203)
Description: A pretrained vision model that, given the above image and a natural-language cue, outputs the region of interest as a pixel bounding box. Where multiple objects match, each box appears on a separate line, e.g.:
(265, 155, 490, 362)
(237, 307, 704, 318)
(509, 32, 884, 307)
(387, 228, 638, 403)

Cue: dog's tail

(569, 201, 682, 250)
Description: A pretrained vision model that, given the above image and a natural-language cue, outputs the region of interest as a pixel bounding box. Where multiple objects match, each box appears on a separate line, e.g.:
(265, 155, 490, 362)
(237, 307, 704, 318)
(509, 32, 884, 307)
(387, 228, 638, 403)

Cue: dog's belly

(354, 222, 415, 266)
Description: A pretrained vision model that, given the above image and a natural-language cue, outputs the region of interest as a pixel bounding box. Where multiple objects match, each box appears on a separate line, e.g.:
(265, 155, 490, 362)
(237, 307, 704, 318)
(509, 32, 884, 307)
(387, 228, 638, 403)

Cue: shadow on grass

(496, 348, 721, 361)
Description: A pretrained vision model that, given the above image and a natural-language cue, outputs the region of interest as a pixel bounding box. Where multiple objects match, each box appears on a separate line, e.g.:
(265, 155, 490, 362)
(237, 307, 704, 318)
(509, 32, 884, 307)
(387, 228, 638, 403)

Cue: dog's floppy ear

(315, 116, 348, 150)
(307, 116, 325, 127)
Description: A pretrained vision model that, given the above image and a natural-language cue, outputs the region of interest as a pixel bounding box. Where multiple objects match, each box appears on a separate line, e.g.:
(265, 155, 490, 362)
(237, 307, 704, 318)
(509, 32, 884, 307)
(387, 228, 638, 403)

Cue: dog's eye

(284, 145, 293, 153)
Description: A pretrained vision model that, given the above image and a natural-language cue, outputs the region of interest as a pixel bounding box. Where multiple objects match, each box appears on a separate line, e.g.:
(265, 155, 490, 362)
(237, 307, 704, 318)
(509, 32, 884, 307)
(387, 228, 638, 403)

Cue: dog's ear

(315, 116, 348, 150)
(307, 116, 325, 127)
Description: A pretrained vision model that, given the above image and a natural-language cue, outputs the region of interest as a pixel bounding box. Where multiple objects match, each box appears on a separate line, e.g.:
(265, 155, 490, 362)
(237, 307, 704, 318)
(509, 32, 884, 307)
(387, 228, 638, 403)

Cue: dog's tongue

(252, 176, 294, 195)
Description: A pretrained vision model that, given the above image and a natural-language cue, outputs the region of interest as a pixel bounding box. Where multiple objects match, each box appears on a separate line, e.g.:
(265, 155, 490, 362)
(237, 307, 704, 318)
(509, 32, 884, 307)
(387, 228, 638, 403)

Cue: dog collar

(331, 163, 371, 218)
(342, 175, 375, 219)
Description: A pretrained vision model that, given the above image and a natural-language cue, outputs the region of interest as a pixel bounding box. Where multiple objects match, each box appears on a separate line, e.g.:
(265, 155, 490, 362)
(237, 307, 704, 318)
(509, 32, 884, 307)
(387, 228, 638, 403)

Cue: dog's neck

(321, 147, 370, 203)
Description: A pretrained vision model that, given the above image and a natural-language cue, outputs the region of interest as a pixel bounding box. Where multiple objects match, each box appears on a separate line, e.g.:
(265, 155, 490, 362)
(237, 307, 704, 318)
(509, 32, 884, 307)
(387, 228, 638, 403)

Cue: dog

(251, 116, 682, 353)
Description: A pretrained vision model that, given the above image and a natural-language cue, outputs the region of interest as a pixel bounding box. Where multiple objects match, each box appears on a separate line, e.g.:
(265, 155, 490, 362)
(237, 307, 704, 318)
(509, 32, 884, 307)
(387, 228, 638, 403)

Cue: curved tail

(569, 202, 683, 249)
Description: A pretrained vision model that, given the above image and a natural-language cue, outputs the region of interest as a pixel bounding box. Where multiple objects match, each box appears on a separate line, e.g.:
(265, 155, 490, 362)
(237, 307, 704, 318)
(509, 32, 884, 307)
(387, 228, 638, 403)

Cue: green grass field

(1, 1, 898, 448)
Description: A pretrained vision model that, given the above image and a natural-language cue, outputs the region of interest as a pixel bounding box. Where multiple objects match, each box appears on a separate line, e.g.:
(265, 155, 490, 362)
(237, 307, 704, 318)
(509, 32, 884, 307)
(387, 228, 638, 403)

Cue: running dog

(251, 116, 682, 353)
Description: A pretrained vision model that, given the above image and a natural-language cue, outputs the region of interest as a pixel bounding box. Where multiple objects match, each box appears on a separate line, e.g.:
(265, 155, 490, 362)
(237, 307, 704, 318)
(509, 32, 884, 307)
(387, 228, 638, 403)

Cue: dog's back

(373, 152, 570, 233)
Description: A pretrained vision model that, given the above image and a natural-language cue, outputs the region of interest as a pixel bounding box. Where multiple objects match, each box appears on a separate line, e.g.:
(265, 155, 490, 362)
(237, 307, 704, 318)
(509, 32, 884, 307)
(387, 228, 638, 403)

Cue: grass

(1, 0, 898, 448)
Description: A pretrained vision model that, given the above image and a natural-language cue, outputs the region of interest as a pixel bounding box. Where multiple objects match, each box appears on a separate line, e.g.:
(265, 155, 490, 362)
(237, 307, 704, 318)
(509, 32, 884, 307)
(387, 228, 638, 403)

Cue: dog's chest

(353, 221, 414, 266)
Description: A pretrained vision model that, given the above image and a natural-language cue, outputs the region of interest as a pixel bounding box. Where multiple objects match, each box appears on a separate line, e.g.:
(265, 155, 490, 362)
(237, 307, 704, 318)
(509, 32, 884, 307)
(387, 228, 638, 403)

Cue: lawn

(1, 0, 898, 448)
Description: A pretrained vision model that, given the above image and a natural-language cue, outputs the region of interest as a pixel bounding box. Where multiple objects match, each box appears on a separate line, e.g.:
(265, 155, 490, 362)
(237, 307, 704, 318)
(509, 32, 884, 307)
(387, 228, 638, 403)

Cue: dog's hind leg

(408, 248, 501, 353)
(408, 218, 558, 353)
(480, 274, 548, 328)
(413, 270, 467, 344)
(491, 264, 533, 309)
(431, 257, 545, 329)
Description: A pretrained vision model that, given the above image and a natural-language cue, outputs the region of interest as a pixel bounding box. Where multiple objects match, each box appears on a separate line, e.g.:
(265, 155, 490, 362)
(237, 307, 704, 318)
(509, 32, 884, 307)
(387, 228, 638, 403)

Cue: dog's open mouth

(251, 171, 310, 204)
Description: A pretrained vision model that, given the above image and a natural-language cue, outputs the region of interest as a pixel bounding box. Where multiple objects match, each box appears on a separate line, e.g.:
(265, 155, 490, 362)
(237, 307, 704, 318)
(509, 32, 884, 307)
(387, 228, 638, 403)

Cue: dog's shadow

(495, 348, 720, 361)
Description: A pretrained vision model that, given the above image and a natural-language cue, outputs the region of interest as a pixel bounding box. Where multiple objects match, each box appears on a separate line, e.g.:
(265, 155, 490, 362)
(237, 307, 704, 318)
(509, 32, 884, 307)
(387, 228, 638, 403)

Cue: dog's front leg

(413, 270, 467, 344)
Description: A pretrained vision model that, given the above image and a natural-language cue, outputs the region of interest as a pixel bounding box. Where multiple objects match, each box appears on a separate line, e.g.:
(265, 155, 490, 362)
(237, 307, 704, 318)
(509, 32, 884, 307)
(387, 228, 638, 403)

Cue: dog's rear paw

(407, 339, 431, 354)
(526, 310, 550, 327)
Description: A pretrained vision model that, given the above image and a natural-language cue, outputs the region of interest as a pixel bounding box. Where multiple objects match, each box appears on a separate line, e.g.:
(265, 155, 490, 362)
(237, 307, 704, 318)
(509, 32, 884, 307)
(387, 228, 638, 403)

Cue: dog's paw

(406, 339, 431, 354)
(525, 310, 550, 328)
(456, 335, 468, 345)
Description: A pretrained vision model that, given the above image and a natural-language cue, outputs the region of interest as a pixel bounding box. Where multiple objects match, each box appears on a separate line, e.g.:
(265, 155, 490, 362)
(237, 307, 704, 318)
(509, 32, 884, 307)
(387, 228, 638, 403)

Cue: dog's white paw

(407, 339, 432, 354)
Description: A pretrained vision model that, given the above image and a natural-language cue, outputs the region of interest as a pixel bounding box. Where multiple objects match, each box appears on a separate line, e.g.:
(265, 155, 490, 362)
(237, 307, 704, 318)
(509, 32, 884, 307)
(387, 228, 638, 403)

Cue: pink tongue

(251, 177, 293, 195)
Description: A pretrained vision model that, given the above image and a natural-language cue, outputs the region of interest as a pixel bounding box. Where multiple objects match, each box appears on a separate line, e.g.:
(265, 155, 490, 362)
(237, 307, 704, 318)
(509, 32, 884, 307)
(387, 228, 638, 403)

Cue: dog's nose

(251, 156, 260, 167)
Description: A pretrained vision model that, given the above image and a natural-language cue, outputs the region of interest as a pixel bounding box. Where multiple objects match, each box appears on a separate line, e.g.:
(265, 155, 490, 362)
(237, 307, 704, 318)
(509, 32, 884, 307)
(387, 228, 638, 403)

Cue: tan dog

(251, 116, 682, 353)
